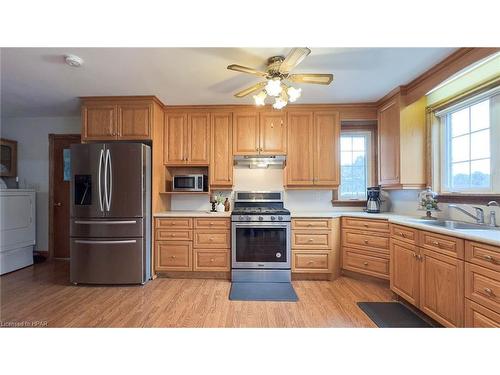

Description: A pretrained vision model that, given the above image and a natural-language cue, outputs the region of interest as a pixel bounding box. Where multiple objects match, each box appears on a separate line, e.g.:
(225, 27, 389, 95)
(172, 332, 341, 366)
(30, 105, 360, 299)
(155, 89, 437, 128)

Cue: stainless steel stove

(231, 191, 291, 282)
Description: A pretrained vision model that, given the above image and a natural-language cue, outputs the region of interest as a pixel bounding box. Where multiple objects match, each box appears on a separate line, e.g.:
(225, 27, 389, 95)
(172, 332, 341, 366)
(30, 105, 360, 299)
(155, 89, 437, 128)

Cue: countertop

(154, 210, 500, 247)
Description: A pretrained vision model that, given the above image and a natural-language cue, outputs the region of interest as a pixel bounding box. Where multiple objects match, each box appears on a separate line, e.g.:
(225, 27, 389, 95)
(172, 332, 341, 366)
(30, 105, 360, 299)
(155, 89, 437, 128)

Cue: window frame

(437, 89, 500, 195)
(332, 124, 377, 205)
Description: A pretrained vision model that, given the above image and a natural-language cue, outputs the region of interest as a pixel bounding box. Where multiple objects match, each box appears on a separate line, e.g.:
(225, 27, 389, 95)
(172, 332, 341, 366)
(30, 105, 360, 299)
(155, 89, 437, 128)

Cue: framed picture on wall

(0, 138, 18, 177)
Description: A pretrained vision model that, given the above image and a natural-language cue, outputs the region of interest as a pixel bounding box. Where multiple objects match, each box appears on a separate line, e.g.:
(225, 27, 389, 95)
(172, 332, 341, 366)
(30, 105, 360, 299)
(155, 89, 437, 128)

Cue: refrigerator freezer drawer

(70, 237, 145, 284)
(70, 218, 143, 238)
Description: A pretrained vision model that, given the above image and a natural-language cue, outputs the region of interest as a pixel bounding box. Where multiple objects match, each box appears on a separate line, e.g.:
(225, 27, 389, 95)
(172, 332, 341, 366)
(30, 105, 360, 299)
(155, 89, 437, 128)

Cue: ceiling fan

(227, 47, 334, 109)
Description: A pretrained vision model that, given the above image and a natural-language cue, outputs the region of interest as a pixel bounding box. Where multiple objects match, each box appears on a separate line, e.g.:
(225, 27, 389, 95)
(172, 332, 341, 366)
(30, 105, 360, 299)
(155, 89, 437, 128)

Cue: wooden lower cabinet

(465, 299, 500, 327)
(419, 248, 464, 327)
(154, 217, 230, 274)
(390, 239, 419, 306)
(293, 251, 331, 273)
(156, 241, 192, 271)
(342, 247, 389, 280)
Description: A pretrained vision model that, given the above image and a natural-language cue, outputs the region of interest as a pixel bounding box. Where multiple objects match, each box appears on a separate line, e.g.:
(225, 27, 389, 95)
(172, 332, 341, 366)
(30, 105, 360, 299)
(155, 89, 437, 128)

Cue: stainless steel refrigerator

(70, 143, 151, 284)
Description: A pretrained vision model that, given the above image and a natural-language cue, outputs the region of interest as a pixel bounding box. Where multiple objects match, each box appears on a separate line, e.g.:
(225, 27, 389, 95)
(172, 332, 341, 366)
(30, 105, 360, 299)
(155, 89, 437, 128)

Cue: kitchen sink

(406, 219, 499, 231)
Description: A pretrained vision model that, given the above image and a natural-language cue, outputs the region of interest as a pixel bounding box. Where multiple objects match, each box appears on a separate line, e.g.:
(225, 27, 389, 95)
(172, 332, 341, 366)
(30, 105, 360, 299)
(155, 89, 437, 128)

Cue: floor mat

(357, 302, 433, 328)
(229, 282, 298, 302)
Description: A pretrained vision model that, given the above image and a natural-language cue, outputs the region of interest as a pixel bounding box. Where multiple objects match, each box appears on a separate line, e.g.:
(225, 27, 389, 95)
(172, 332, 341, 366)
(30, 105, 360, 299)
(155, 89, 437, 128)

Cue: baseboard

(341, 269, 390, 285)
(292, 272, 334, 281)
(156, 271, 230, 280)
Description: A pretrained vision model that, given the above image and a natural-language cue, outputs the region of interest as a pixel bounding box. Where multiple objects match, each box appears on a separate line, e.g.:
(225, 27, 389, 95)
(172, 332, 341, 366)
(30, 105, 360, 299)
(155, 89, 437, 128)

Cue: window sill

(436, 193, 500, 204)
(331, 200, 367, 207)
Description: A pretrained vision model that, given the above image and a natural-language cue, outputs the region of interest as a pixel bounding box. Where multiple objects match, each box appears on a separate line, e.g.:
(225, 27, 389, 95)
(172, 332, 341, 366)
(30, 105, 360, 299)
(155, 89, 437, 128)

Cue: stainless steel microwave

(172, 174, 208, 192)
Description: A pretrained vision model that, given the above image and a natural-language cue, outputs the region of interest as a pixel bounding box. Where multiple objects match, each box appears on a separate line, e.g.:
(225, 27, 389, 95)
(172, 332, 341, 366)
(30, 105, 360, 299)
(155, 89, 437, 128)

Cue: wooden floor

(0, 260, 392, 327)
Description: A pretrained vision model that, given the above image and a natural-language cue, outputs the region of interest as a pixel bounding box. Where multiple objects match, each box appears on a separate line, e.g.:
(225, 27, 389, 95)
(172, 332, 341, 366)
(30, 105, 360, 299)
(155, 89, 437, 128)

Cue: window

(438, 89, 499, 193)
(339, 131, 372, 200)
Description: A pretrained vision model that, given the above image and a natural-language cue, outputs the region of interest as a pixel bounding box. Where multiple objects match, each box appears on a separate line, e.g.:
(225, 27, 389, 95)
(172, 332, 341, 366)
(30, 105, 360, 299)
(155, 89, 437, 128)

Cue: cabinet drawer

(292, 230, 332, 249)
(293, 252, 331, 273)
(155, 217, 193, 229)
(419, 231, 464, 259)
(194, 250, 230, 271)
(194, 218, 230, 229)
(341, 217, 389, 233)
(465, 299, 500, 327)
(193, 230, 230, 248)
(465, 241, 500, 273)
(292, 218, 331, 230)
(155, 241, 192, 271)
(155, 229, 192, 241)
(341, 230, 389, 254)
(390, 224, 418, 244)
(342, 247, 389, 279)
(465, 263, 500, 314)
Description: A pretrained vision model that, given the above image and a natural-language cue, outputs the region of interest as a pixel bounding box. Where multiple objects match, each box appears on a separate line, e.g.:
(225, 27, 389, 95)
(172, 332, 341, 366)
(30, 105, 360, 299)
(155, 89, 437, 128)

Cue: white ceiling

(1, 47, 456, 118)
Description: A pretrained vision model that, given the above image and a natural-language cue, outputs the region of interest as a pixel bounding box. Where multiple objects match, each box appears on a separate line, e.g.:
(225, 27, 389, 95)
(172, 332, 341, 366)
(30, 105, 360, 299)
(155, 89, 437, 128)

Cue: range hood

(233, 155, 286, 169)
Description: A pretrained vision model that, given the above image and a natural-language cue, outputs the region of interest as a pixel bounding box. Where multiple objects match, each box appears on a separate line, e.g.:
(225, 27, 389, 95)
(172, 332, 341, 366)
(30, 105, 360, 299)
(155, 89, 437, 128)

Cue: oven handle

(232, 222, 290, 228)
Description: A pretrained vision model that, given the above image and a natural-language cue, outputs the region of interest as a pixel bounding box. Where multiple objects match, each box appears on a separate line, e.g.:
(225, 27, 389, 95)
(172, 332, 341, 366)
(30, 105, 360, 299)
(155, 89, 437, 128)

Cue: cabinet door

(117, 102, 152, 140)
(82, 104, 117, 141)
(313, 111, 340, 186)
(419, 249, 465, 327)
(188, 112, 210, 165)
(286, 112, 314, 186)
(210, 112, 233, 187)
(259, 112, 287, 155)
(233, 112, 259, 155)
(155, 241, 192, 271)
(378, 99, 400, 186)
(390, 239, 420, 306)
(164, 113, 188, 165)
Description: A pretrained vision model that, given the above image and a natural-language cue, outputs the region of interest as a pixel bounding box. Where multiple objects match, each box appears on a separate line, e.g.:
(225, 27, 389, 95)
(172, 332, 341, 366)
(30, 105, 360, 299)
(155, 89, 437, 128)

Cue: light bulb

(272, 97, 287, 110)
(265, 79, 282, 97)
(287, 87, 302, 102)
(253, 91, 267, 106)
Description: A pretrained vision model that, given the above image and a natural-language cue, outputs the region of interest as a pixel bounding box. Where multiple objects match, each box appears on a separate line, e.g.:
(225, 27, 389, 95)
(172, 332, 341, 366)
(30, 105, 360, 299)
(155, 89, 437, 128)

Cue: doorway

(49, 134, 80, 258)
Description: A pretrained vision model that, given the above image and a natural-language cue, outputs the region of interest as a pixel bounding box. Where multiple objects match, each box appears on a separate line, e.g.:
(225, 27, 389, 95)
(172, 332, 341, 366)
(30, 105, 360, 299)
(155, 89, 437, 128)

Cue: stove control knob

(271, 216, 276, 221)
(246, 216, 252, 221)
(278, 216, 283, 221)
(239, 215, 245, 220)
(258, 216, 264, 221)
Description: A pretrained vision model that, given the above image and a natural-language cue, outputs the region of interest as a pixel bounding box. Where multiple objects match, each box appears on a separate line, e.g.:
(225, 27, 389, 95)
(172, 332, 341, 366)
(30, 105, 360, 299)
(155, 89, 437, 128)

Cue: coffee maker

(366, 186, 381, 213)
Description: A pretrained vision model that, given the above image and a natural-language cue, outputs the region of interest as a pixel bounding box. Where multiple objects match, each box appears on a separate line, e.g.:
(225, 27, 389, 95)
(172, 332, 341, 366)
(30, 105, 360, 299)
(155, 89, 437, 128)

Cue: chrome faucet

(448, 204, 485, 224)
(487, 201, 499, 227)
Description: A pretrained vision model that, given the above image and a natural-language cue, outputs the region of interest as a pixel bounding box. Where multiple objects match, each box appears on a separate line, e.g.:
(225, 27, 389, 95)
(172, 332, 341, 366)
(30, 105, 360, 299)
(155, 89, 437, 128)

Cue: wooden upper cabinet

(81, 97, 162, 142)
(259, 112, 287, 155)
(286, 111, 340, 188)
(378, 99, 400, 186)
(286, 112, 314, 185)
(117, 102, 152, 140)
(188, 113, 210, 165)
(313, 111, 340, 185)
(210, 112, 233, 187)
(164, 113, 188, 165)
(82, 103, 117, 141)
(233, 112, 260, 155)
(377, 93, 426, 189)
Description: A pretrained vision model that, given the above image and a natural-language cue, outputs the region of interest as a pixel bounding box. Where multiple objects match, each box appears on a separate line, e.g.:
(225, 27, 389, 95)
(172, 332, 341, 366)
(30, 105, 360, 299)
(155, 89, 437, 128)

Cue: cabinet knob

(210, 258, 215, 262)
(308, 260, 314, 264)
(171, 255, 176, 259)
(483, 255, 497, 264)
(209, 222, 214, 225)
(399, 232, 405, 237)
(209, 237, 214, 241)
(363, 262, 368, 266)
(54, 202, 62, 207)
(364, 239, 369, 244)
(171, 233, 176, 237)
(432, 241, 440, 246)
(364, 224, 369, 227)
(483, 288, 494, 296)
(308, 238, 314, 242)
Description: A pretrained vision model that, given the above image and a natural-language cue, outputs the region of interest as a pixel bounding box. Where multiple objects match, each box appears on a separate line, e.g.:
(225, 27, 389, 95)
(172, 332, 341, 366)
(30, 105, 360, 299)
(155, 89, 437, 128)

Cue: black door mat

(357, 302, 434, 328)
(229, 282, 298, 302)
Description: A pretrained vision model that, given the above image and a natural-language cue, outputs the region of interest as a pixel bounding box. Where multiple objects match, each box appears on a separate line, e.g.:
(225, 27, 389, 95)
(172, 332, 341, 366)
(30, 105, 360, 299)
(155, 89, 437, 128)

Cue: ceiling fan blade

(288, 73, 334, 85)
(234, 82, 267, 98)
(279, 47, 311, 74)
(227, 64, 267, 77)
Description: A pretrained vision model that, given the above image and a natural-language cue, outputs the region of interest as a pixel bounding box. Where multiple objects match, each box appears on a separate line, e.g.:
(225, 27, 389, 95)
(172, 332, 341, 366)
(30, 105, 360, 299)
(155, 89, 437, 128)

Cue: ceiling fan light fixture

(253, 91, 267, 106)
(265, 78, 282, 97)
(272, 97, 287, 110)
(287, 87, 301, 102)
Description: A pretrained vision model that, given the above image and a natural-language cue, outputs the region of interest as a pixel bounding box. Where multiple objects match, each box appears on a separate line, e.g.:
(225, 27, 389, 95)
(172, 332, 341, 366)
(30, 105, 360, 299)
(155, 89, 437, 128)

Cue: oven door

(173, 176, 200, 191)
(232, 222, 290, 269)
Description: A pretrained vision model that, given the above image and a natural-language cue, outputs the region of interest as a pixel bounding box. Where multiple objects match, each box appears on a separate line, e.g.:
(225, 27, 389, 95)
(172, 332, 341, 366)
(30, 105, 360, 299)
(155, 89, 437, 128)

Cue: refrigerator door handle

(107, 149, 113, 211)
(98, 148, 104, 212)
(74, 239, 137, 245)
(74, 220, 137, 225)
(104, 149, 110, 211)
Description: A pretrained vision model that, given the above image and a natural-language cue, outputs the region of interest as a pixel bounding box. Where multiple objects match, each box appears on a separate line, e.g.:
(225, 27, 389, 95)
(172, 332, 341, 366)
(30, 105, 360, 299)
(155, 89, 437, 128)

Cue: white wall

(1, 116, 81, 251)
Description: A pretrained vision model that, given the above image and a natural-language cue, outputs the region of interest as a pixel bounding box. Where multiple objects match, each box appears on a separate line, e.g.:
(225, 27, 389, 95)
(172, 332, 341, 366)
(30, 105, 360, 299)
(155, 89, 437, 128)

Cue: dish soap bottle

(224, 197, 230, 212)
